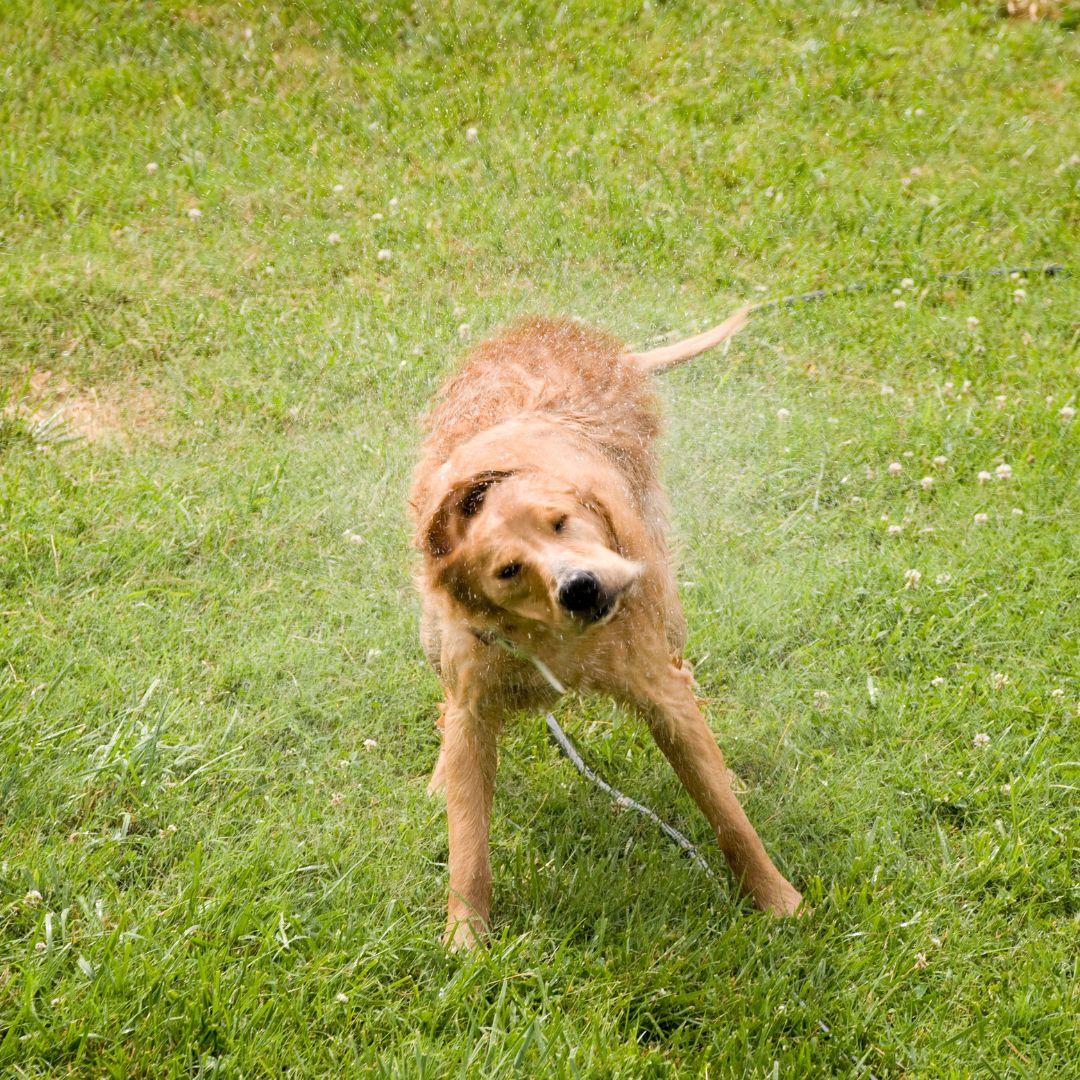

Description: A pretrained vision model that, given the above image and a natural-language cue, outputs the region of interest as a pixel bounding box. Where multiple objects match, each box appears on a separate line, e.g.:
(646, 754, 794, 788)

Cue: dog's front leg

(442, 697, 500, 949)
(630, 662, 802, 916)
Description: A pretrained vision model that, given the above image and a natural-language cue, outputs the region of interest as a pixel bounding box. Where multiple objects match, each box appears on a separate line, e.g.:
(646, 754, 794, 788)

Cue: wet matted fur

(409, 308, 802, 949)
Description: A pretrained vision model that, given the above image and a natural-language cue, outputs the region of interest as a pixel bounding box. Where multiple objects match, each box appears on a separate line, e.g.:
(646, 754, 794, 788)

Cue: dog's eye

(496, 562, 521, 580)
(552, 515, 567, 534)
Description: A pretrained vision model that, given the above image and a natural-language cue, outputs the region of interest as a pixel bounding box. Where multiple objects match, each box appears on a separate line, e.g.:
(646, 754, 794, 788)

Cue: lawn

(1, 0, 1077, 1074)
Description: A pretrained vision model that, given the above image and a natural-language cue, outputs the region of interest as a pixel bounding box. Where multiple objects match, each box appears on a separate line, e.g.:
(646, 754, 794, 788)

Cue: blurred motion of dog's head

(418, 467, 642, 634)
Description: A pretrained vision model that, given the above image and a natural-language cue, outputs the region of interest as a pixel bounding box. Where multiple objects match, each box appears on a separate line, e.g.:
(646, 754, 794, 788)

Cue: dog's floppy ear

(420, 470, 515, 558)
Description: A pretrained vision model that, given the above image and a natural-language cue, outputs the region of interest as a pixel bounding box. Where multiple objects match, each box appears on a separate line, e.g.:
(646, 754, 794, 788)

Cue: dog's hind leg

(420, 606, 442, 674)
(427, 699, 448, 796)
(627, 661, 802, 916)
(421, 607, 449, 795)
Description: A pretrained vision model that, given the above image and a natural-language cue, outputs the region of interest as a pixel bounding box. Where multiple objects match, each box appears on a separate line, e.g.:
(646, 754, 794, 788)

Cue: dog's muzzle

(557, 571, 612, 622)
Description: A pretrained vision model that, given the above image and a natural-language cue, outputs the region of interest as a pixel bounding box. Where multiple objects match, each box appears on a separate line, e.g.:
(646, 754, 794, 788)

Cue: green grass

(1, 0, 1078, 1074)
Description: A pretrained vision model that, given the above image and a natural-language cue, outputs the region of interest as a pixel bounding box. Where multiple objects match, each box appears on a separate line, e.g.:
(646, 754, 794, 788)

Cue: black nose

(558, 571, 603, 615)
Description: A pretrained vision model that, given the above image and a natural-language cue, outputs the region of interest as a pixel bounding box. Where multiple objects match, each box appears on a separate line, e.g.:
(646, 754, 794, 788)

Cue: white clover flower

(813, 690, 830, 712)
(901, 278, 915, 290)
(776, 407, 791, 421)
(376, 248, 392, 261)
(973, 512, 989, 525)
(973, 732, 991, 749)
(466, 126, 480, 142)
(943, 381, 955, 393)
(915, 952, 929, 970)
(458, 323, 471, 339)
(186, 207, 202, 220)
(990, 672, 1009, 690)
(1013, 289, 1026, 302)
(146, 161, 159, 175)
(995, 394, 1008, 408)
(881, 384, 895, 396)
(330, 792, 344, 806)
(893, 299, 907, 309)
(333, 183, 345, 193)
(995, 463, 1012, 479)
(363, 738, 378, 750)
(966, 316, 979, 328)
(904, 568, 921, 589)
(23, 890, 42, 906)
(371, 211, 384, 221)
(933, 455, 948, 467)
(977, 471, 992, 484)
(920, 476, 934, 491)
(1011, 507, 1024, 517)
(1050, 688, 1064, 698)
(914, 107, 925, 117)
(887, 523, 904, 536)
(388, 196, 399, 207)
(1059, 405, 1075, 420)
(935, 573, 951, 585)
(327, 232, 341, 245)
(931, 676, 946, 687)
(336, 992, 349, 1003)
(888, 461, 903, 476)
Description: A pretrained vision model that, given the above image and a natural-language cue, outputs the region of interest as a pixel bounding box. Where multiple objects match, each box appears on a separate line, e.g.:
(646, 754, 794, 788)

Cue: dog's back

(414, 317, 663, 516)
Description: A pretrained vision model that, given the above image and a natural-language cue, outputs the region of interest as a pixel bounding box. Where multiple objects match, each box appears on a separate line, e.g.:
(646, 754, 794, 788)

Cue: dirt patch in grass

(1002, 0, 1063, 19)
(3, 369, 164, 447)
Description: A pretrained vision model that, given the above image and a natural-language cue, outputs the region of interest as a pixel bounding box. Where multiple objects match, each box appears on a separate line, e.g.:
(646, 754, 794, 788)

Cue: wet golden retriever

(409, 306, 802, 948)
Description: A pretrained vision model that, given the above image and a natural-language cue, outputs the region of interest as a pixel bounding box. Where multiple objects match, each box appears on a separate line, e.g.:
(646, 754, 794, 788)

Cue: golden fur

(410, 310, 800, 948)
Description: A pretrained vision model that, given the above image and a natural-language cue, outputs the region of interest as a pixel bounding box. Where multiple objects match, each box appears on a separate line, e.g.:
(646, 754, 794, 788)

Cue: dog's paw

(443, 915, 484, 952)
(761, 878, 804, 918)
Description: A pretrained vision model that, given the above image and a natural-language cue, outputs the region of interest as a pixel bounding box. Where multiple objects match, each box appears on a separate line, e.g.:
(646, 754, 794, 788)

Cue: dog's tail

(621, 305, 752, 373)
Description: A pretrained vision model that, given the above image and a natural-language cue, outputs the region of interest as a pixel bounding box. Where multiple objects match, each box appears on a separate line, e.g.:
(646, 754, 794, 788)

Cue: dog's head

(419, 468, 643, 631)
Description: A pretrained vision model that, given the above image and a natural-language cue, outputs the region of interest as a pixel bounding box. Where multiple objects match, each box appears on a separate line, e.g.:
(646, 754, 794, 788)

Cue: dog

(409, 305, 802, 948)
